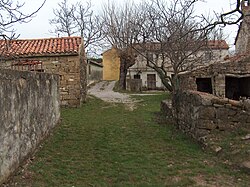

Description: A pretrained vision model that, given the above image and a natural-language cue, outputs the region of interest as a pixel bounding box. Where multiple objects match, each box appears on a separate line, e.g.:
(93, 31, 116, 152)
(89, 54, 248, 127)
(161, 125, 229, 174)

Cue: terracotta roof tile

(131, 40, 229, 51)
(224, 51, 250, 63)
(0, 36, 82, 58)
(207, 40, 229, 50)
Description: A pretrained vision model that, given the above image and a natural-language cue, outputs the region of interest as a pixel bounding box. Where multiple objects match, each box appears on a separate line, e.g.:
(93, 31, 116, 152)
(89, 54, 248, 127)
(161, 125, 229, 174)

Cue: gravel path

(88, 81, 137, 108)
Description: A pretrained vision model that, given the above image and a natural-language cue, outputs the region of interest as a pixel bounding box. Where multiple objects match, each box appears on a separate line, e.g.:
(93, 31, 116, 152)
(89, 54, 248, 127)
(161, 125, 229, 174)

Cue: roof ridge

(0, 36, 82, 42)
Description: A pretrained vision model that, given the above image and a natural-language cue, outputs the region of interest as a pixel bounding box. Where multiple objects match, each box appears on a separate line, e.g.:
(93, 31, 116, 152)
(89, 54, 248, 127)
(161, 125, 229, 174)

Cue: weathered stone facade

(0, 37, 87, 107)
(0, 69, 60, 184)
(179, 55, 250, 99)
(162, 90, 250, 141)
(2, 55, 82, 107)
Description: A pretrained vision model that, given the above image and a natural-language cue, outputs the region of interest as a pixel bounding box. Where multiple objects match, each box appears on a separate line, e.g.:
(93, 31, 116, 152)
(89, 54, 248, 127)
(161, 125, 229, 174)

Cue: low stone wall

(162, 90, 250, 141)
(0, 69, 60, 184)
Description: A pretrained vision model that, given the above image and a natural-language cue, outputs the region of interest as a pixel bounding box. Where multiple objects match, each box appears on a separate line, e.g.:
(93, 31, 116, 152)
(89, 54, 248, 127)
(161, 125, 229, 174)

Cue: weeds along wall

(0, 69, 60, 184)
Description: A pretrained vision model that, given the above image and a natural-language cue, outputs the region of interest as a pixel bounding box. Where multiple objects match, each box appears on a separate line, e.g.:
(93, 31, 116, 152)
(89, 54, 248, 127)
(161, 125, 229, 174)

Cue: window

(196, 78, 212, 94)
(134, 74, 141, 79)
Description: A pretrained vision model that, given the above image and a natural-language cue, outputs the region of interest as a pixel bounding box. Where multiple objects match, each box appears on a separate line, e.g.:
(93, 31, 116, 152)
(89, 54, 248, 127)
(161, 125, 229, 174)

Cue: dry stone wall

(0, 69, 60, 184)
(2, 55, 83, 107)
(162, 90, 250, 141)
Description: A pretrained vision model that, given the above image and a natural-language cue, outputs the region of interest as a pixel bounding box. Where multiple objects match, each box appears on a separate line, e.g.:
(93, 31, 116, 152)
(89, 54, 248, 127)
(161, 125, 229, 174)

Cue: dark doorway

(147, 74, 156, 90)
(196, 78, 212, 94)
(225, 76, 250, 100)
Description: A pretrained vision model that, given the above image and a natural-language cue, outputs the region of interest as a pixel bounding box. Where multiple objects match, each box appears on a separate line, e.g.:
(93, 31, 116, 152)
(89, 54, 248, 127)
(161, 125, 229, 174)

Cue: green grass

(7, 94, 250, 186)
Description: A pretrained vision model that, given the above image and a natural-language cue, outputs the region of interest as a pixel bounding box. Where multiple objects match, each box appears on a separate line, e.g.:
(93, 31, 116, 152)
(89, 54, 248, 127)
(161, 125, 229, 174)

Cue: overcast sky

(15, 0, 239, 49)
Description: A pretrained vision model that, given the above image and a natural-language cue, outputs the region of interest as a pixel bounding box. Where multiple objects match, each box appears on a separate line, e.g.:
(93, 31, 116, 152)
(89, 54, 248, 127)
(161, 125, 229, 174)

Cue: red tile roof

(207, 40, 229, 50)
(224, 51, 250, 63)
(133, 40, 229, 51)
(0, 36, 82, 58)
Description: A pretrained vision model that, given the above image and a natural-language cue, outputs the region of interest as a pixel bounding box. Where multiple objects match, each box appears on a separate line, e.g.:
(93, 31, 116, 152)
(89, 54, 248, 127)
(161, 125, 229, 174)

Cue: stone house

(161, 2, 250, 161)
(102, 40, 229, 90)
(87, 59, 103, 85)
(179, 55, 250, 100)
(0, 36, 86, 107)
(179, 1, 250, 101)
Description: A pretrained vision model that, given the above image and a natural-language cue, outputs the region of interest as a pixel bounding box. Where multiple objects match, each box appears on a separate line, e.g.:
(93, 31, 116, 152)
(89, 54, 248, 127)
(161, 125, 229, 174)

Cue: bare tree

(49, 0, 102, 54)
(100, 1, 142, 89)
(120, 0, 217, 93)
(204, 0, 250, 30)
(0, 0, 46, 39)
(49, 0, 77, 37)
(72, 1, 102, 48)
(0, 0, 46, 63)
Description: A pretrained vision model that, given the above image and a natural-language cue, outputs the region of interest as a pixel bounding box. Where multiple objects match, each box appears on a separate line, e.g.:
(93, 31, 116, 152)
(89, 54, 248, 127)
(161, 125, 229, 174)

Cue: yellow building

(102, 47, 121, 80)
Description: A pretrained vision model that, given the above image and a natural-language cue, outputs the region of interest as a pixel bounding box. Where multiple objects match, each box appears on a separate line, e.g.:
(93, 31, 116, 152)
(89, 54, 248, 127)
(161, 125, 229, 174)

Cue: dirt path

(88, 81, 138, 110)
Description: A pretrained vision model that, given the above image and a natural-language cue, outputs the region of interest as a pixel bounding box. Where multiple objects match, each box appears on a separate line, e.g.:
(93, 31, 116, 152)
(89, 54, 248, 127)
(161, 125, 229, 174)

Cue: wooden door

(147, 74, 156, 90)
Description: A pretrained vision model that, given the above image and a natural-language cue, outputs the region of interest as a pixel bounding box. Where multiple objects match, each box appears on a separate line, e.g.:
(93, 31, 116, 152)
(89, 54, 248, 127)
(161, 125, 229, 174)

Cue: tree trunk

(119, 58, 127, 89)
(79, 38, 87, 104)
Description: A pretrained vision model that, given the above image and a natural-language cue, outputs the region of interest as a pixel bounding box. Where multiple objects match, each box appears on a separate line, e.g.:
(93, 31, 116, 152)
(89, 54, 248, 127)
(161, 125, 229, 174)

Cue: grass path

(7, 94, 250, 186)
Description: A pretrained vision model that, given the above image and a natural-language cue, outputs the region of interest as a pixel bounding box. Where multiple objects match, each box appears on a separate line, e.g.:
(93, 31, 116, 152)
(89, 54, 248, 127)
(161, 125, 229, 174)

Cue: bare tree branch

(49, 0, 103, 55)
(0, 0, 46, 39)
(100, 1, 141, 89)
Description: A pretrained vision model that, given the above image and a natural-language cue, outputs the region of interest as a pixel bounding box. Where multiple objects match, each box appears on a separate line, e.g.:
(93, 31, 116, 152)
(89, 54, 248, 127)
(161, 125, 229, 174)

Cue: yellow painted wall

(102, 47, 121, 80)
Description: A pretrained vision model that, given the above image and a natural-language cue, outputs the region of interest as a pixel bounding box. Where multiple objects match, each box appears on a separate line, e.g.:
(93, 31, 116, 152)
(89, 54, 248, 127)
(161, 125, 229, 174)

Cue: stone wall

(162, 90, 250, 141)
(42, 56, 81, 107)
(0, 69, 60, 184)
(1, 55, 83, 107)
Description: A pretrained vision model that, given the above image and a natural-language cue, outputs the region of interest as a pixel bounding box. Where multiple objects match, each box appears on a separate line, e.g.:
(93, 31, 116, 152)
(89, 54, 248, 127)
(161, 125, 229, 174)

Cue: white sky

(15, 0, 240, 49)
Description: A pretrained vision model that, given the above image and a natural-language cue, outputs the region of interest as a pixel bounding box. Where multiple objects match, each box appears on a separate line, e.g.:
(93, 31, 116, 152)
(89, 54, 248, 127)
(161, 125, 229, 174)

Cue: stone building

(179, 1, 250, 101)
(179, 55, 250, 100)
(0, 36, 86, 107)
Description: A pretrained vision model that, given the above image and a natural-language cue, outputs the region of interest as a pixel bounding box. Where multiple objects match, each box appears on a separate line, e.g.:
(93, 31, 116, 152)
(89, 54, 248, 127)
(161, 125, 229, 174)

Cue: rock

(215, 146, 222, 153)
(242, 99, 250, 111)
(198, 107, 216, 120)
(241, 134, 250, 140)
(198, 120, 216, 130)
(241, 161, 250, 173)
(211, 146, 222, 153)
